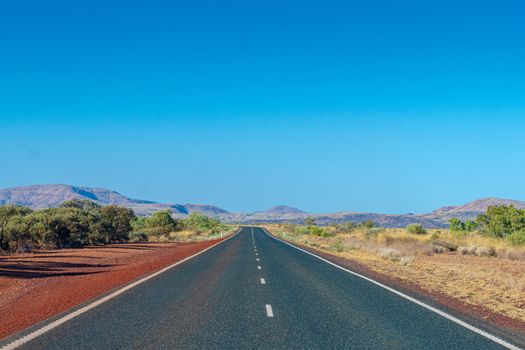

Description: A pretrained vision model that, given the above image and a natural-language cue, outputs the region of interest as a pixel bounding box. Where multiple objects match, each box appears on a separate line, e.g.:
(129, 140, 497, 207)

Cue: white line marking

(257, 265, 261, 270)
(1, 229, 243, 350)
(256, 258, 260, 261)
(260, 278, 266, 284)
(255, 253, 258, 255)
(261, 228, 522, 350)
(266, 304, 274, 317)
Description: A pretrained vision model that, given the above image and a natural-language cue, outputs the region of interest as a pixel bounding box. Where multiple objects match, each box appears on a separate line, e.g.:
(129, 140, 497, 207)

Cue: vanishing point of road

(1, 227, 523, 349)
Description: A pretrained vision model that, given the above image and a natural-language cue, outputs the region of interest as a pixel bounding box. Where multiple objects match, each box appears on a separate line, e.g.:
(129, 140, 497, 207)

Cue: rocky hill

(1, 185, 522, 228)
(423, 197, 525, 221)
(0, 185, 228, 217)
(257, 205, 305, 215)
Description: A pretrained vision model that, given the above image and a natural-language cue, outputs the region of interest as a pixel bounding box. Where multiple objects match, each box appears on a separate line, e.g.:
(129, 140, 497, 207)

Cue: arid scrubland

(265, 223, 525, 322)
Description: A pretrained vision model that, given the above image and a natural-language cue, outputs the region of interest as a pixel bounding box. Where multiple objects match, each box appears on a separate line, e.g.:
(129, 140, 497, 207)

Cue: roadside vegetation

(131, 211, 235, 242)
(0, 200, 235, 253)
(265, 205, 525, 322)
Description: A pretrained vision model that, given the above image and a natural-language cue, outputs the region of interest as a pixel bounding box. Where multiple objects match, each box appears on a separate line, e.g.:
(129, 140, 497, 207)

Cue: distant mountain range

(1, 184, 524, 228)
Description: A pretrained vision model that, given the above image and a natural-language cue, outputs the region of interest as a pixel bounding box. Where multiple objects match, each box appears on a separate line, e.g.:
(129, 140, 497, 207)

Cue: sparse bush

(474, 246, 495, 257)
(358, 221, 375, 229)
(331, 238, 345, 252)
(432, 245, 446, 254)
(406, 224, 427, 235)
(181, 212, 222, 235)
(399, 256, 412, 266)
(305, 217, 315, 226)
(158, 235, 171, 243)
(457, 246, 469, 255)
(129, 231, 148, 242)
(334, 222, 355, 234)
(309, 225, 332, 237)
(467, 246, 477, 255)
(378, 248, 402, 260)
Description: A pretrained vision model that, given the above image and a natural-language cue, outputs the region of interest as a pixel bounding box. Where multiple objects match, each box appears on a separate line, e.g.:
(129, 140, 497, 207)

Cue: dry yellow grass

(264, 224, 525, 322)
(147, 226, 238, 243)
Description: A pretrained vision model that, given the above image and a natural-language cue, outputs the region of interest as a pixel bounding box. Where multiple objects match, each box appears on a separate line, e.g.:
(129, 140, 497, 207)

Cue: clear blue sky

(1, 0, 524, 214)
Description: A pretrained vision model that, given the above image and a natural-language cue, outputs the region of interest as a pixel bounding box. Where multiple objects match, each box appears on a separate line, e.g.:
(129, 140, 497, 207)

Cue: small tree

(448, 218, 465, 233)
(0, 205, 32, 250)
(25, 211, 54, 249)
(98, 205, 135, 243)
(476, 205, 525, 238)
(146, 210, 178, 239)
(464, 220, 478, 233)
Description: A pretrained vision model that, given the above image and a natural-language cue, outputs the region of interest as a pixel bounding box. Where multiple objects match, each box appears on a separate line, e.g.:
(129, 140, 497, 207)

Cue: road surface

(1, 227, 522, 349)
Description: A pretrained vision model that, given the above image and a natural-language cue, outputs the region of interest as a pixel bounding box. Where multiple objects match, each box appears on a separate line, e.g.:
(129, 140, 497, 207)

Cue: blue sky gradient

(1, 1, 524, 213)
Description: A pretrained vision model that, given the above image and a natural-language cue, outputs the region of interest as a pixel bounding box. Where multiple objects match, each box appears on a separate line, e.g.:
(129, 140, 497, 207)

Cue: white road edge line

(260, 278, 266, 284)
(266, 304, 274, 317)
(262, 228, 522, 350)
(1, 228, 244, 350)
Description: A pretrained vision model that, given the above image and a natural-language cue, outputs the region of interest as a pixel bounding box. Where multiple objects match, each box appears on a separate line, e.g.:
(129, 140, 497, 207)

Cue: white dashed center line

(256, 258, 260, 261)
(266, 304, 274, 317)
(257, 265, 261, 270)
(260, 278, 266, 284)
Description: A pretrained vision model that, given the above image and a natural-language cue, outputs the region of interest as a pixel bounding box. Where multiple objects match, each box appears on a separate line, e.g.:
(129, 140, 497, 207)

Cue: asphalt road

(1, 227, 521, 349)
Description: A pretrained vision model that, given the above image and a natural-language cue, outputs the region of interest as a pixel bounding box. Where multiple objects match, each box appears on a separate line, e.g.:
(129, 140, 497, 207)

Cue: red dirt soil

(0, 239, 224, 339)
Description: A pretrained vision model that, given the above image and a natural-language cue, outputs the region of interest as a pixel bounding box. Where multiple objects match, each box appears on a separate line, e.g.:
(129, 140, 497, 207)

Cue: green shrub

(507, 230, 525, 246)
(464, 220, 478, 232)
(406, 224, 427, 235)
(476, 205, 525, 238)
(180, 212, 224, 236)
(0, 201, 136, 251)
(449, 218, 465, 233)
(449, 218, 478, 236)
(309, 225, 330, 237)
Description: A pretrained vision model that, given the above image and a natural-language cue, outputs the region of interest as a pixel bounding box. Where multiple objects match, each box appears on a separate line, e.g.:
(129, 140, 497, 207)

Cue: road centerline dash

(266, 304, 274, 317)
